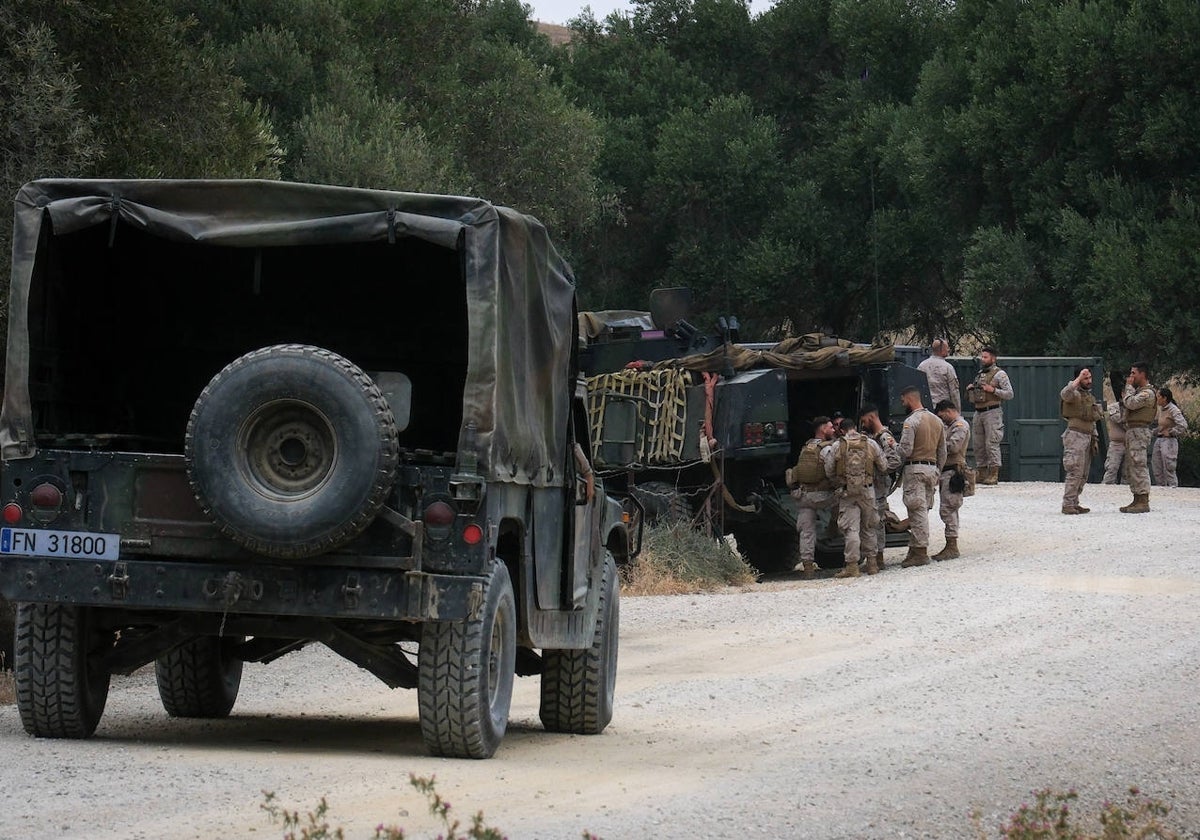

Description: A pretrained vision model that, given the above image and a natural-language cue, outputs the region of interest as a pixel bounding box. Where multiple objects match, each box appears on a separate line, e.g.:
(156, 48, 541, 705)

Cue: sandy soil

(2, 481, 1199, 839)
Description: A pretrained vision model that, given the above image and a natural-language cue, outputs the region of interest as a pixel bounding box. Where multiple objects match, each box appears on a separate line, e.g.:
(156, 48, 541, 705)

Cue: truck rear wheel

(155, 636, 244, 718)
(539, 552, 619, 734)
(186, 344, 399, 559)
(14, 604, 113, 738)
(417, 562, 516, 759)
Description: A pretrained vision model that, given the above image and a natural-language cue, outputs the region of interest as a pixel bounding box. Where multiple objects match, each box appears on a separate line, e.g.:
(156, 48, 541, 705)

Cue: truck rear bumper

(0, 556, 484, 622)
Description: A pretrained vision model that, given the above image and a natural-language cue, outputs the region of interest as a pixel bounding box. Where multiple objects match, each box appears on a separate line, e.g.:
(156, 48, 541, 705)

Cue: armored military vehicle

(581, 289, 928, 571)
(0, 179, 636, 758)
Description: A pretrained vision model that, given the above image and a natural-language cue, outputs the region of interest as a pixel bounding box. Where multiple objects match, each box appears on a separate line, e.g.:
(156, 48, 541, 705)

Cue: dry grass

(621, 523, 757, 595)
(0, 660, 13, 706)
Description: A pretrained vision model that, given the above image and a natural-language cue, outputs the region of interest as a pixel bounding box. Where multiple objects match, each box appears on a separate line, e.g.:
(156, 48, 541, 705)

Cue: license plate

(1, 527, 120, 561)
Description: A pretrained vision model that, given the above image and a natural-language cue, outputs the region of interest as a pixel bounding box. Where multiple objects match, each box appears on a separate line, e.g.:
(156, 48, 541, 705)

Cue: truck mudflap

(0, 556, 486, 622)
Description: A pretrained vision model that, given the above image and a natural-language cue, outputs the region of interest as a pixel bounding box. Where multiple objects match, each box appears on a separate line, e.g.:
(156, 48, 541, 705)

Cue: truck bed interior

(26, 219, 468, 454)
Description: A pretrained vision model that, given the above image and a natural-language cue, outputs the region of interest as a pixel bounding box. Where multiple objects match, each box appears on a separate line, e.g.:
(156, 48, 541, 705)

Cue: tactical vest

(971, 366, 1002, 409)
(791, 438, 831, 489)
(1061, 391, 1101, 434)
(874, 429, 896, 453)
(1124, 386, 1156, 426)
(909, 410, 943, 461)
(835, 433, 875, 495)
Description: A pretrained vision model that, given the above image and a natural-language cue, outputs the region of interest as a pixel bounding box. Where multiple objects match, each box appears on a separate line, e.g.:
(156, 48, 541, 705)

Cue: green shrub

(1175, 434, 1200, 487)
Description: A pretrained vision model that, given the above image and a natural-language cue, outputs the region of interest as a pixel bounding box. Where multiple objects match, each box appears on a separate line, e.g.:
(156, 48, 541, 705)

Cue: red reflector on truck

(3, 503, 22, 524)
(31, 483, 63, 508)
(423, 501, 456, 526)
(462, 523, 484, 545)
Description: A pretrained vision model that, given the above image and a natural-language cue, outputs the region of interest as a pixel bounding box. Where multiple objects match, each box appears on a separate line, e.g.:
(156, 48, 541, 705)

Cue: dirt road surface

(2, 482, 1199, 839)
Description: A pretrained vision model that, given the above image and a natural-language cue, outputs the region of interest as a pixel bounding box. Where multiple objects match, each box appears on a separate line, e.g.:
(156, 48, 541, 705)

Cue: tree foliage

(3, 0, 1200, 378)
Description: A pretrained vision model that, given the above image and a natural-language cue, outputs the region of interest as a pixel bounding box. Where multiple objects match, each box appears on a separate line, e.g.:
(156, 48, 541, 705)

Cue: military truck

(0, 179, 637, 759)
(580, 290, 928, 571)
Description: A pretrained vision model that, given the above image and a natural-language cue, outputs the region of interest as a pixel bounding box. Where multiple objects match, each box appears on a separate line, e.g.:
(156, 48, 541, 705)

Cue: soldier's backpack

(835, 434, 875, 495)
(788, 439, 829, 488)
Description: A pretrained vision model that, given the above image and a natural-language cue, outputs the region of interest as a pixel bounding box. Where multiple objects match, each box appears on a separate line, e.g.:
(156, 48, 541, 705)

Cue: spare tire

(186, 344, 399, 559)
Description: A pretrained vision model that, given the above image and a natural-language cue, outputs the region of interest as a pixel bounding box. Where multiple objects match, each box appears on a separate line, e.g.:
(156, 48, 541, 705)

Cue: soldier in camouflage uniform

(965, 347, 1014, 485)
(1152, 387, 1189, 487)
(859, 404, 901, 570)
(898, 385, 947, 568)
(1102, 395, 1127, 485)
(917, 339, 961, 409)
(1059, 366, 1102, 514)
(1119, 361, 1156, 513)
(787, 416, 836, 578)
(933, 400, 970, 559)
(822, 418, 888, 578)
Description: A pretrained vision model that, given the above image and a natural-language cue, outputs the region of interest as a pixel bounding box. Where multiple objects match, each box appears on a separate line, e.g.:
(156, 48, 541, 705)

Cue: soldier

(859, 403, 901, 570)
(1119, 361, 1156, 513)
(933, 399, 970, 559)
(1059, 366, 1102, 514)
(898, 385, 946, 568)
(965, 346, 1014, 485)
(1103, 369, 1127, 484)
(786, 416, 836, 578)
(1152, 387, 1189, 487)
(822, 417, 888, 578)
(917, 338, 961, 409)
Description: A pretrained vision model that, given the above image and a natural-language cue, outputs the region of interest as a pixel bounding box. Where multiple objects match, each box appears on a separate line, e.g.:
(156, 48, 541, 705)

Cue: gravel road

(2, 481, 1199, 839)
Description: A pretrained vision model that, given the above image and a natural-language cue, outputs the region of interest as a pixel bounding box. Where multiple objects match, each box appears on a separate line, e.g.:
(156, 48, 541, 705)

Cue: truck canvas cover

(1, 179, 576, 487)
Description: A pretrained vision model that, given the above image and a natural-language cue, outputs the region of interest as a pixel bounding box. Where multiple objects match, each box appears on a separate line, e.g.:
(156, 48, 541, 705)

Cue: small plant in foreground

(262, 775, 512, 840)
(974, 787, 1180, 839)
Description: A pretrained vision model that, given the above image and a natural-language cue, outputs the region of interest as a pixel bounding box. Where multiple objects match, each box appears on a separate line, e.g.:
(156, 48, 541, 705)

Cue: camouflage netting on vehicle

(586, 368, 689, 466)
(1, 179, 576, 487)
(651, 334, 895, 372)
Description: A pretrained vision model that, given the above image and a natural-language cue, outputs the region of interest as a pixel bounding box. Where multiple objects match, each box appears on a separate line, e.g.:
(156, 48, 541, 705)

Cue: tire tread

(539, 554, 618, 735)
(185, 344, 399, 559)
(14, 603, 109, 739)
(155, 637, 242, 718)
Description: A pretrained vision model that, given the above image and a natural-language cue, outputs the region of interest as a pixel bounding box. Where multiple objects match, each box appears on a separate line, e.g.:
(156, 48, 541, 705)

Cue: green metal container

(950, 355, 1105, 482)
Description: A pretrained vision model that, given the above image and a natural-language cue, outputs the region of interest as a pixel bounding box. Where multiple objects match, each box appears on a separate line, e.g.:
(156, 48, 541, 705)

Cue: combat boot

(1061, 505, 1090, 514)
(792, 559, 818, 580)
(834, 560, 860, 579)
(865, 554, 879, 575)
(931, 537, 959, 561)
(875, 551, 886, 570)
(900, 545, 929, 568)
(1120, 493, 1150, 514)
(979, 466, 999, 485)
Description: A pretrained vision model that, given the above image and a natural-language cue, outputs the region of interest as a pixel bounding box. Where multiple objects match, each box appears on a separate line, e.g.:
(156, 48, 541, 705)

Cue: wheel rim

(238, 400, 338, 500)
(487, 607, 509, 722)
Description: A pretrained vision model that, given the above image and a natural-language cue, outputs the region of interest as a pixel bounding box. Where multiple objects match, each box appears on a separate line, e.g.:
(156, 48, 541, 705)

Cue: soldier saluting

(1059, 366, 1103, 514)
